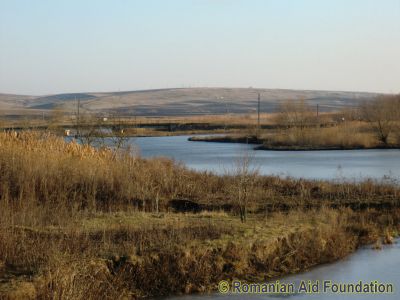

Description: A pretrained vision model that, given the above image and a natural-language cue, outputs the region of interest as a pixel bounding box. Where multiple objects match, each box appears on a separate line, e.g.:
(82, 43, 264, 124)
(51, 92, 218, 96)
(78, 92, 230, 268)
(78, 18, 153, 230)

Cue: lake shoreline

(2, 209, 398, 299)
(2, 132, 400, 299)
(166, 238, 400, 300)
(188, 135, 400, 151)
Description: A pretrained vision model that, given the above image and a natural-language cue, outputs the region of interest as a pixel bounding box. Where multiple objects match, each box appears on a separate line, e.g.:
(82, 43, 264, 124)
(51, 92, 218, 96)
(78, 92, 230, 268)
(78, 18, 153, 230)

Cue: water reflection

(130, 135, 400, 181)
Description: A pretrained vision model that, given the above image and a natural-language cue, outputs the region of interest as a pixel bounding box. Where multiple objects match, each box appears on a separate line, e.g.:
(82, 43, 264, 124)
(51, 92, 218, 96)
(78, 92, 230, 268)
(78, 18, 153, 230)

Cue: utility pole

(224, 98, 228, 131)
(217, 96, 228, 131)
(134, 114, 137, 134)
(76, 96, 80, 136)
(257, 93, 261, 137)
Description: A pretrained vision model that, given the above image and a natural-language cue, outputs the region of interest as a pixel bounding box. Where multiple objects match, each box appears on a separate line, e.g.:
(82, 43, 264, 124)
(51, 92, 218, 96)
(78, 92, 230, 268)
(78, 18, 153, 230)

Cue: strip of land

(189, 95, 400, 151)
(189, 131, 400, 151)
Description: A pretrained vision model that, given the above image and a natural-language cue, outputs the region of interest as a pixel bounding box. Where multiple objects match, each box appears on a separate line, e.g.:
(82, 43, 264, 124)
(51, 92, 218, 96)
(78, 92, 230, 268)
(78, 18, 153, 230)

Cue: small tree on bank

(276, 99, 316, 130)
(228, 151, 259, 222)
(361, 95, 400, 145)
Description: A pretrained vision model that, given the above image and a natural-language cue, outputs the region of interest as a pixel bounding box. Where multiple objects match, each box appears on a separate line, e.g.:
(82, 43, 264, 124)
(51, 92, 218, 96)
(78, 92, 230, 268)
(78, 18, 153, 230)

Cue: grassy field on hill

(0, 88, 378, 119)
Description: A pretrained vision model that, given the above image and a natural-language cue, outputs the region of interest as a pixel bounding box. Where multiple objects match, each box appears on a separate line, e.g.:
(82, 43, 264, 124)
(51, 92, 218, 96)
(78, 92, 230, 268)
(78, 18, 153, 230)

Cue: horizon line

(0, 86, 392, 97)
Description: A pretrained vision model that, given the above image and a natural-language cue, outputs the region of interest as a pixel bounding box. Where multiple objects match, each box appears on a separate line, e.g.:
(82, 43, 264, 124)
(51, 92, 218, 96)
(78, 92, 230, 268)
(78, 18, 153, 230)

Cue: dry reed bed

(262, 123, 379, 149)
(0, 131, 399, 213)
(193, 121, 399, 150)
(0, 131, 399, 299)
(1, 207, 399, 299)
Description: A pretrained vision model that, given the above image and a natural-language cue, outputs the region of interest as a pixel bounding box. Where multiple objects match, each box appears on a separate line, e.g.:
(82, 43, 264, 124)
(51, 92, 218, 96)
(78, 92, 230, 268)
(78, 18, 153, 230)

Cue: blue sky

(0, 0, 399, 95)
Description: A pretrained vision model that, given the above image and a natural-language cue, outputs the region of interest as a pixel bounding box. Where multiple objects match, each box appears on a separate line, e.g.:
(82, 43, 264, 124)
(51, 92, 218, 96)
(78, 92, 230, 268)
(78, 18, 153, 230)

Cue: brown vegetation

(1, 131, 399, 213)
(0, 131, 399, 299)
(361, 95, 400, 145)
(191, 94, 400, 150)
(1, 204, 399, 299)
(267, 94, 400, 149)
(261, 122, 377, 150)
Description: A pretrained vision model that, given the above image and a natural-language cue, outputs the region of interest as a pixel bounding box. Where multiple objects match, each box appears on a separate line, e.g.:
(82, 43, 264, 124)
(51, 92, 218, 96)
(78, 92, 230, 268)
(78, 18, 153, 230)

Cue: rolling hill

(0, 88, 380, 118)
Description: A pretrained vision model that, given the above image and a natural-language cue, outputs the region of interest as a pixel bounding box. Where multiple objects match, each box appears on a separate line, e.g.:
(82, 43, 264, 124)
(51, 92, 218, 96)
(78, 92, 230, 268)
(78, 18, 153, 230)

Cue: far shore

(188, 135, 400, 151)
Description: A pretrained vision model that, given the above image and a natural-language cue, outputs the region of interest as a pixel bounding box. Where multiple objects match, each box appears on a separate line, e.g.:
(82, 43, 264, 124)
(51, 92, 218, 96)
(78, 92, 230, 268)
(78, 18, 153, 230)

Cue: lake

(133, 136, 398, 300)
(165, 240, 400, 300)
(66, 134, 400, 298)
(130, 135, 400, 181)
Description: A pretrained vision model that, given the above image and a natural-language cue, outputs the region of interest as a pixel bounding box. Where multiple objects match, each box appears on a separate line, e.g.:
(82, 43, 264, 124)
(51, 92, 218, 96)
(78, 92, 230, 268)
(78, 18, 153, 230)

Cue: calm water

(68, 135, 400, 298)
(130, 135, 400, 181)
(135, 136, 399, 300)
(166, 241, 400, 300)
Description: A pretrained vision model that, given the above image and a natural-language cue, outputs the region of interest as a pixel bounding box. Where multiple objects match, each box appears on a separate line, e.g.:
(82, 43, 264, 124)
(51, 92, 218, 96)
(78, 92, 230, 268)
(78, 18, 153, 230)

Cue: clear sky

(0, 0, 399, 95)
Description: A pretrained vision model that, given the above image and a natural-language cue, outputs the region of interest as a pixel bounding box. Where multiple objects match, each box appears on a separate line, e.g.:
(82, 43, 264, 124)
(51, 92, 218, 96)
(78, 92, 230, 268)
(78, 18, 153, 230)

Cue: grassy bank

(0, 131, 399, 299)
(189, 121, 400, 151)
(1, 207, 399, 299)
(1, 113, 273, 138)
(189, 135, 261, 144)
(1, 132, 400, 212)
(260, 122, 399, 150)
(189, 95, 400, 151)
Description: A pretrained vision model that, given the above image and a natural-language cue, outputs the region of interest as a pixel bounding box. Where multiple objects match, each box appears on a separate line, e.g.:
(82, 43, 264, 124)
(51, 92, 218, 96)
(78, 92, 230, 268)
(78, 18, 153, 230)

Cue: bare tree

(227, 151, 259, 222)
(361, 95, 400, 145)
(47, 105, 66, 132)
(76, 113, 104, 146)
(276, 99, 316, 130)
(108, 113, 130, 155)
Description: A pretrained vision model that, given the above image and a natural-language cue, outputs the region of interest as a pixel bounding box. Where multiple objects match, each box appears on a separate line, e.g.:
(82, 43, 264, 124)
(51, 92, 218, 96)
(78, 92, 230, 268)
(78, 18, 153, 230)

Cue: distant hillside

(0, 88, 380, 118)
(29, 93, 97, 110)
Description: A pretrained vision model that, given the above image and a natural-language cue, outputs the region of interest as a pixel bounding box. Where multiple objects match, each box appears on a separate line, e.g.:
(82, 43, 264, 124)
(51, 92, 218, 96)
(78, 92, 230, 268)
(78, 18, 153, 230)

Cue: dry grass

(262, 95, 400, 149)
(188, 95, 400, 150)
(262, 122, 379, 149)
(1, 205, 398, 299)
(0, 131, 399, 213)
(0, 113, 277, 132)
(0, 131, 399, 298)
(195, 120, 400, 150)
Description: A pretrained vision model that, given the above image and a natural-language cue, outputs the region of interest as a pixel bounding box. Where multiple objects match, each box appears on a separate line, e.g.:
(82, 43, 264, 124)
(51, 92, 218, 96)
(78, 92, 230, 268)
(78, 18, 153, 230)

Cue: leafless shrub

(361, 95, 400, 145)
(275, 99, 317, 130)
(226, 151, 259, 222)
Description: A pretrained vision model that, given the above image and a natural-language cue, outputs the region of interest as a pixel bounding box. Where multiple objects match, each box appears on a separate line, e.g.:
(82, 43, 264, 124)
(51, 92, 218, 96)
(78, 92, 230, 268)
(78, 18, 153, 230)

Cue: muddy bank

(188, 135, 261, 145)
(189, 135, 400, 151)
(256, 144, 400, 151)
